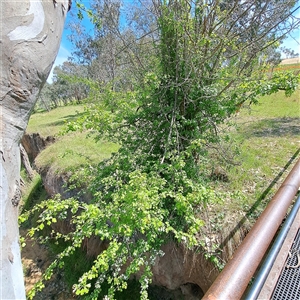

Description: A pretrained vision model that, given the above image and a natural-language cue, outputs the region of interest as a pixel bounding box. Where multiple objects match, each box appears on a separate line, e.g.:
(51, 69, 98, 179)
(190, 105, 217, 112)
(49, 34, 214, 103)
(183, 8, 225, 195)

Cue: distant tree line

(26, 1, 300, 299)
(36, 0, 299, 113)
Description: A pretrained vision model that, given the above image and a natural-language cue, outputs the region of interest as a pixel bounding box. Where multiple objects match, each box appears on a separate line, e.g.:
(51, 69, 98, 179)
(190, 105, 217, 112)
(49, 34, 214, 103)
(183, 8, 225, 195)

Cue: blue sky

(47, 2, 300, 83)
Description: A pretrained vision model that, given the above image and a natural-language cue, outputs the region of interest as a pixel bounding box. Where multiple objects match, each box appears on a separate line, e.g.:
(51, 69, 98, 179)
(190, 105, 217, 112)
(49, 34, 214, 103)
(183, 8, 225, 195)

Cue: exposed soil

(21, 229, 74, 300)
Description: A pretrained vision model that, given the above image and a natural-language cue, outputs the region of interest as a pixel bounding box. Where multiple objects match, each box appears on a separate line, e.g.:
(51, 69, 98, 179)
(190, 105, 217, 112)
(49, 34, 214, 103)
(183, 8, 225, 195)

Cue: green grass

(27, 92, 299, 211)
(27, 105, 84, 137)
(34, 132, 119, 174)
(199, 89, 300, 261)
(245, 89, 299, 118)
(20, 174, 44, 210)
(27, 104, 119, 174)
(217, 89, 300, 219)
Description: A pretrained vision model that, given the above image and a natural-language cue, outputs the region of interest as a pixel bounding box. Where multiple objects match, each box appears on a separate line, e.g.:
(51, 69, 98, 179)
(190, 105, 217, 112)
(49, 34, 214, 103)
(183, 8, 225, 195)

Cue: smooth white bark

(0, 1, 68, 298)
(7, 0, 45, 41)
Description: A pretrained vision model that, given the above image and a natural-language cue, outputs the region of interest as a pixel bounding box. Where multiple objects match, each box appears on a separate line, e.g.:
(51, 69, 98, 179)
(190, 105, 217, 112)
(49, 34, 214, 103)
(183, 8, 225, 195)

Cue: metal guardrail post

(202, 158, 300, 300)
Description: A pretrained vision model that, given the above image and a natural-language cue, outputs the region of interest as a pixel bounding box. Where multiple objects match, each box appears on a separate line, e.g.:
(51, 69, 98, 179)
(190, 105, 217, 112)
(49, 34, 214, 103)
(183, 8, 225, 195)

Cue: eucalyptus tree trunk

(0, 1, 70, 298)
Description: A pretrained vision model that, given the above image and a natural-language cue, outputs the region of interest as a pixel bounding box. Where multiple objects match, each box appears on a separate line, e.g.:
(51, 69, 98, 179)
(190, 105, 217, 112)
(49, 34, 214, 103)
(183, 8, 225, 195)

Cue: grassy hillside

(26, 89, 300, 222)
(27, 89, 299, 195)
(215, 89, 299, 221)
(27, 105, 84, 136)
(27, 105, 119, 173)
(26, 93, 298, 219)
(235, 89, 299, 188)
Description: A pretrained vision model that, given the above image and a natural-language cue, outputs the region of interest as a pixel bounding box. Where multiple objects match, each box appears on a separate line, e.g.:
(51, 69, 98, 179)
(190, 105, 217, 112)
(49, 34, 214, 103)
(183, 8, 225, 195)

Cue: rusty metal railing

(202, 157, 300, 300)
(244, 193, 300, 299)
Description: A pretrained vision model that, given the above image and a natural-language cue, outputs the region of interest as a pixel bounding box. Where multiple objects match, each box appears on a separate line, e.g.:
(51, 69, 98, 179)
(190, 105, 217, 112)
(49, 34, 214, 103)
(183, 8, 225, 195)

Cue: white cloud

(47, 44, 71, 83)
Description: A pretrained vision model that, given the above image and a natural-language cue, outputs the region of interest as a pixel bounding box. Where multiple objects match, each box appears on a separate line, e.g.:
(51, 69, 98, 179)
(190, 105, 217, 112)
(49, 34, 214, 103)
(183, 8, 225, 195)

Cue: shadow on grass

(219, 147, 300, 252)
(40, 112, 85, 128)
(242, 117, 300, 138)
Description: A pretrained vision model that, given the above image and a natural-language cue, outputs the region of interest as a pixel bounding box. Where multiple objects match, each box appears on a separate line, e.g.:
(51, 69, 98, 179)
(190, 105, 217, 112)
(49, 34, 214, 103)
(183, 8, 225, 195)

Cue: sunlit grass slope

(223, 89, 299, 216)
(27, 89, 299, 214)
(27, 105, 119, 173)
(27, 105, 85, 137)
